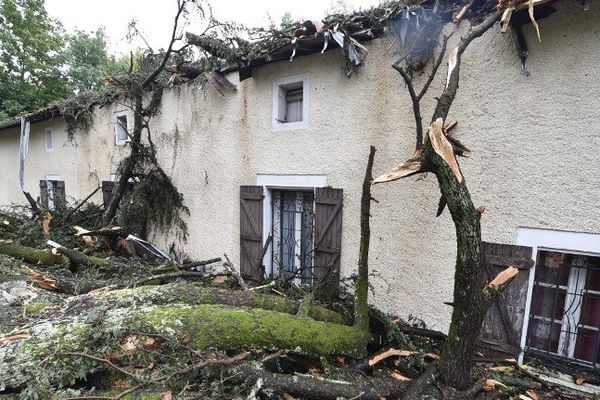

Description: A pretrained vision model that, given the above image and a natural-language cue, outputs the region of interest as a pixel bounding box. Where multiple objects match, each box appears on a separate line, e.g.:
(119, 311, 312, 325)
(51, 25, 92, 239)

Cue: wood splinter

(486, 266, 519, 293)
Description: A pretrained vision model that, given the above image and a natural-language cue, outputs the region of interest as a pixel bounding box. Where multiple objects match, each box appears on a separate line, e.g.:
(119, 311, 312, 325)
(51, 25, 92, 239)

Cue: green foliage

(0, 200, 104, 248)
(117, 160, 189, 241)
(59, 87, 122, 139)
(63, 28, 124, 92)
(0, 0, 122, 121)
(0, 0, 69, 119)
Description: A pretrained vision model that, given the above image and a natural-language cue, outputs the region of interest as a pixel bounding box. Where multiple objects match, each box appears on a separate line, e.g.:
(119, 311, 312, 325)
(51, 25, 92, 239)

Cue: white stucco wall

(0, 3, 598, 332)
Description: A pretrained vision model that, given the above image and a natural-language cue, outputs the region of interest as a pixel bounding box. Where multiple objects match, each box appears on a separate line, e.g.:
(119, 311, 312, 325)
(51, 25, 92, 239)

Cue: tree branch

(432, 10, 502, 122)
(142, 0, 186, 87)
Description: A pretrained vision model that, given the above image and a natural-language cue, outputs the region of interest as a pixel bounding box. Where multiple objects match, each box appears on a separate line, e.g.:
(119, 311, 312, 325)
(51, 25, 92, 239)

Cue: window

(44, 129, 53, 152)
(527, 250, 600, 366)
(271, 190, 314, 285)
(114, 112, 129, 145)
(272, 74, 309, 130)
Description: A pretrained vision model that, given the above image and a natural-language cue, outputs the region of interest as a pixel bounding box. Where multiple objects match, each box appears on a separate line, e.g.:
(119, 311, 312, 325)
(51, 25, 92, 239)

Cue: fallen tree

(0, 282, 368, 393)
(0, 239, 66, 265)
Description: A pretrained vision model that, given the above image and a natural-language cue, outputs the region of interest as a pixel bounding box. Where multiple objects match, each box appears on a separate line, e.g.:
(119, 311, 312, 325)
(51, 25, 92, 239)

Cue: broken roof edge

(0, 105, 62, 132)
(187, 0, 567, 81)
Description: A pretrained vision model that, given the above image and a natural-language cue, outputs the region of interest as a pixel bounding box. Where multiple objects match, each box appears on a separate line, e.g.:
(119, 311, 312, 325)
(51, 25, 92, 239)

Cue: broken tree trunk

(47, 240, 112, 273)
(420, 10, 505, 390)
(0, 240, 66, 265)
(355, 146, 376, 332)
(0, 283, 368, 392)
(379, 9, 506, 391)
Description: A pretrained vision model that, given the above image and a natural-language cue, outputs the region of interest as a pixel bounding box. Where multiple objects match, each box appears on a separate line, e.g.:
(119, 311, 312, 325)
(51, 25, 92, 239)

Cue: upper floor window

(114, 111, 129, 146)
(44, 128, 53, 152)
(272, 74, 309, 131)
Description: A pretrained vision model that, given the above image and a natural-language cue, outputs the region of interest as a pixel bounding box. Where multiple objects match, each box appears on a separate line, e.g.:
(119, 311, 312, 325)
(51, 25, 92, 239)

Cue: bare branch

(433, 10, 502, 122)
(142, 0, 187, 87)
(417, 34, 451, 101)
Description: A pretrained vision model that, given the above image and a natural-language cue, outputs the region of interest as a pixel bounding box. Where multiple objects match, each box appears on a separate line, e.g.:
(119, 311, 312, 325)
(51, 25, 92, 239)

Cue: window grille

(526, 250, 600, 367)
(271, 190, 314, 285)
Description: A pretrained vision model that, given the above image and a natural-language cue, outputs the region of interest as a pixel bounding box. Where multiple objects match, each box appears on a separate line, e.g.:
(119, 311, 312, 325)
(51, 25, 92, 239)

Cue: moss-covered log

(0, 298, 367, 393)
(0, 240, 66, 265)
(0, 283, 364, 393)
(64, 282, 346, 324)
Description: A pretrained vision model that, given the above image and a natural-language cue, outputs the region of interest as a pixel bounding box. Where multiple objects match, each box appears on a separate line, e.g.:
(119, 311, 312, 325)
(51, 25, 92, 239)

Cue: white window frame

(114, 111, 130, 146)
(45, 174, 61, 210)
(272, 73, 310, 131)
(516, 227, 600, 364)
(256, 174, 327, 280)
(43, 128, 53, 152)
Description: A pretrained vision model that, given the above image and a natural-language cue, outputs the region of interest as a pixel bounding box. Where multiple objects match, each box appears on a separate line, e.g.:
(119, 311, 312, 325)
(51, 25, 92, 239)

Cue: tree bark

(0, 240, 66, 265)
(225, 363, 408, 400)
(355, 146, 376, 331)
(420, 10, 502, 389)
(0, 284, 368, 392)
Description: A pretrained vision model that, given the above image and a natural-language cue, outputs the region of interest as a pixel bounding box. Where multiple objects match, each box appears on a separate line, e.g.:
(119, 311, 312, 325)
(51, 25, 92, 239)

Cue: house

(0, 1, 599, 371)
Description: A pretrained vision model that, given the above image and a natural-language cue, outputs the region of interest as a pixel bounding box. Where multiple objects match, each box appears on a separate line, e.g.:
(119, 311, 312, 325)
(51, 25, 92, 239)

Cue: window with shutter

(313, 187, 343, 297)
(239, 186, 264, 281)
(478, 241, 534, 357)
(41, 175, 64, 210)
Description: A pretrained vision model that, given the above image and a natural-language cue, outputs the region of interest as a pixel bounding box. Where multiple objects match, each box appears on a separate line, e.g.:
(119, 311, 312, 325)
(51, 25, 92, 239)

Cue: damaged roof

(0, 0, 589, 131)
(0, 105, 61, 132)
(181, 0, 575, 81)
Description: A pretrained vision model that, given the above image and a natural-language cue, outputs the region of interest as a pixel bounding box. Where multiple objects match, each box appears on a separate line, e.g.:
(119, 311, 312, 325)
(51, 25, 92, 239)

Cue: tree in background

(63, 28, 122, 93)
(0, 0, 68, 120)
(0, 0, 124, 120)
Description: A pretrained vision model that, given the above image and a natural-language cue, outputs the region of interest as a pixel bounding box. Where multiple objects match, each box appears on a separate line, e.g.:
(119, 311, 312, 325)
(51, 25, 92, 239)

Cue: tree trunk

(420, 11, 502, 389)
(0, 240, 66, 265)
(225, 363, 408, 400)
(355, 146, 376, 331)
(0, 283, 368, 392)
(428, 152, 485, 389)
(102, 94, 143, 226)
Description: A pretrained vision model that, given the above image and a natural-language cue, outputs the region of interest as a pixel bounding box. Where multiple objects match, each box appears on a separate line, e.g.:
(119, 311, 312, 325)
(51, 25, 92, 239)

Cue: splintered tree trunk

(416, 11, 502, 389)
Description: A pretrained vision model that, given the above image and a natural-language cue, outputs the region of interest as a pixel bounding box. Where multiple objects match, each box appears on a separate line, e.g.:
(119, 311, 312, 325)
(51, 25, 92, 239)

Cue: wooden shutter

(54, 181, 65, 197)
(240, 186, 264, 281)
(479, 241, 534, 357)
(313, 187, 343, 296)
(102, 181, 115, 208)
(39, 180, 48, 208)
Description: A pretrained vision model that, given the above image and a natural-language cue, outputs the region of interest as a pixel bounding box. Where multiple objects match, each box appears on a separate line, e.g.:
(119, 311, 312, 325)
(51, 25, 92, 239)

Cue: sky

(45, 0, 381, 56)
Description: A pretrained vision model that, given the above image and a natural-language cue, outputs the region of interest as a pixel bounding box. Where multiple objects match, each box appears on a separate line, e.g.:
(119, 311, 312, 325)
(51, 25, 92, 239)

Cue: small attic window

(272, 74, 309, 131)
(115, 112, 129, 146)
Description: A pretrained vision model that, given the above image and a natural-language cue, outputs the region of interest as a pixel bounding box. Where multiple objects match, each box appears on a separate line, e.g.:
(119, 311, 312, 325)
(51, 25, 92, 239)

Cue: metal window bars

(526, 250, 600, 368)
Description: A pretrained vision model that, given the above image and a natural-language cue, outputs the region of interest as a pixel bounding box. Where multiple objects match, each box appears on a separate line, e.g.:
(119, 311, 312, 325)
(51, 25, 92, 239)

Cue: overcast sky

(45, 0, 381, 56)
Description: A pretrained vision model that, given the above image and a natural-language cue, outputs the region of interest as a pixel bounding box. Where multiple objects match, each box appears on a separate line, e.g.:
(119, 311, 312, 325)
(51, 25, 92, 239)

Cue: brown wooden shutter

(313, 187, 343, 296)
(239, 186, 264, 281)
(39, 180, 48, 208)
(478, 241, 534, 357)
(54, 181, 65, 197)
(102, 181, 115, 208)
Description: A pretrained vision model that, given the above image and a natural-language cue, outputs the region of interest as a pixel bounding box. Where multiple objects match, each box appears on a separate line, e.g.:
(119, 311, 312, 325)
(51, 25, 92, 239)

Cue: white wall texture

(0, 3, 598, 332)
